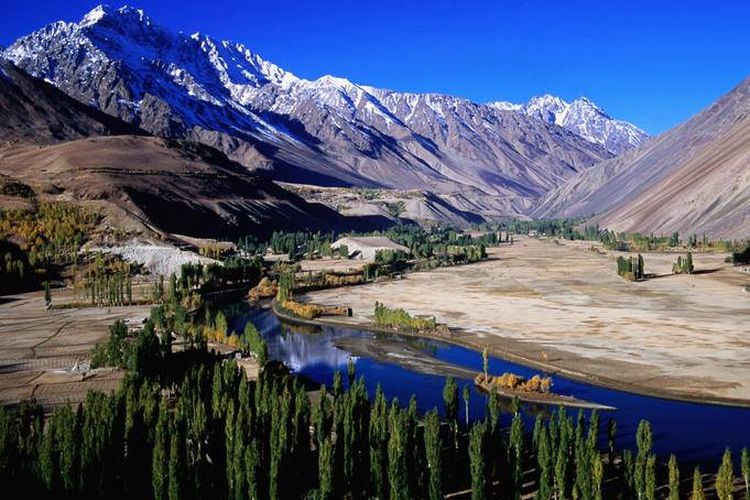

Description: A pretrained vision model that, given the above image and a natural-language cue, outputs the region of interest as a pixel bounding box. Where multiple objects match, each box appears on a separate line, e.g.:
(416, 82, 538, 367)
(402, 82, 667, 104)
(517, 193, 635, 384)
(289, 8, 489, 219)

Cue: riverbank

(271, 300, 618, 410)
(292, 237, 750, 408)
(272, 298, 750, 409)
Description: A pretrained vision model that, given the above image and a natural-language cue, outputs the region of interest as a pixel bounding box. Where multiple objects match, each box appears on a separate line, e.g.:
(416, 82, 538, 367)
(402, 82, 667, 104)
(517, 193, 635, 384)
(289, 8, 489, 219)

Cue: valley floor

(302, 237, 750, 405)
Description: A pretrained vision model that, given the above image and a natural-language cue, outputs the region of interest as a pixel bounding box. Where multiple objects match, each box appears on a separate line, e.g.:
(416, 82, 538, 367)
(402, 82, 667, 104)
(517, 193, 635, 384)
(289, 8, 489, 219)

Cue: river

(229, 302, 749, 466)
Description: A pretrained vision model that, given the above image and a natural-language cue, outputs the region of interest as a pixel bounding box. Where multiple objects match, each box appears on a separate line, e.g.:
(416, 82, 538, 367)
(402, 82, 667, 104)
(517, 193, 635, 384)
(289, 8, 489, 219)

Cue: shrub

(373, 301, 437, 332)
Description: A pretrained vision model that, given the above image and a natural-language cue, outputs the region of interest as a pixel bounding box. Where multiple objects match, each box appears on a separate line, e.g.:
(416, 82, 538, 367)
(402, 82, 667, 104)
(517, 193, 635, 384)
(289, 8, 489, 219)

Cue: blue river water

(229, 303, 749, 466)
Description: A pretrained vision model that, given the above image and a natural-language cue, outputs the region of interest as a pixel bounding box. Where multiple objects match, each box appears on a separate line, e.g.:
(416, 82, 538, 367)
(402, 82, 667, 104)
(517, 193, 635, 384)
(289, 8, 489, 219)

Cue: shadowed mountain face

(0, 136, 391, 239)
(0, 59, 144, 145)
(535, 77, 750, 239)
(0, 59, 391, 239)
(3, 5, 617, 218)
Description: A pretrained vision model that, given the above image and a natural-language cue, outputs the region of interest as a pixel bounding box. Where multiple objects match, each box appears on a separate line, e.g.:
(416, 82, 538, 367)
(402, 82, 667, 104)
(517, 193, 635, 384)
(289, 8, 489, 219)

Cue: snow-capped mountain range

(490, 95, 649, 155)
(1, 5, 645, 218)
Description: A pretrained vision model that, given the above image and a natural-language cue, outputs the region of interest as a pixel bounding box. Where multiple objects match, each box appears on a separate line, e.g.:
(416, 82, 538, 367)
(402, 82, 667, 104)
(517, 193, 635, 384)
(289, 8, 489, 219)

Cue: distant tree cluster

(373, 301, 437, 332)
(731, 244, 750, 265)
(81, 253, 135, 307)
(672, 252, 695, 274)
(276, 272, 295, 303)
(266, 231, 335, 260)
(373, 249, 410, 265)
(379, 225, 496, 260)
(0, 240, 31, 293)
(0, 202, 100, 293)
(617, 254, 645, 281)
(441, 245, 487, 264)
(0, 202, 99, 269)
(90, 317, 163, 378)
(475, 371, 552, 394)
(201, 311, 267, 361)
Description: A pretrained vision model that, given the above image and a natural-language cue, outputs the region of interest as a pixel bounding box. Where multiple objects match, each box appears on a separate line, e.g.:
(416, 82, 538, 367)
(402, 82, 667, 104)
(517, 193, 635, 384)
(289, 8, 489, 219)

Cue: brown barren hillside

(597, 112, 750, 237)
(0, 60, 389, 239)
(535, 76, 750, 238)
(0, 135, 389, 239)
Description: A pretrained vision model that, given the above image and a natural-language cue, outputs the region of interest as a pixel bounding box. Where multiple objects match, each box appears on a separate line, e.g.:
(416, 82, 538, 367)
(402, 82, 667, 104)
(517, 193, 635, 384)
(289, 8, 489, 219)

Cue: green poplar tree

(592, 453, 604, 500)
(716, 448, 735, 500)
(44, 280, 51, 307)
(488, 391, 501, 435)
(668, 454, 680, 500)
(536, 425, 553, 500)
(635, 420, 653, 499)
(245, 438, 260, 500)
(607, 419, 616, 459)
(469, 421, 487, 500)
(423, 409, 443, 500)
(39, 414, 57, 491)
(443, 377, 459, 448)
(645, 454, 656, 500)
(387, 405, 409, 500)
(555, 445, 568, 500)
(152, 402, 169, 500)
(741, 448, 749, 500)
(509, 412, 524, 495)
(56, 405, 80, 493)
(347, 358, 356, 386)
(369, 385, 388, 500)
(0, 408, 19, 486)
(623, 449, 635, 495)
(333, 371, 343, 398)
(168, 423, 185, 500)
(692, 467, 705, 500)
(462, 384, 471, 426)
(318, 437, 334, 500)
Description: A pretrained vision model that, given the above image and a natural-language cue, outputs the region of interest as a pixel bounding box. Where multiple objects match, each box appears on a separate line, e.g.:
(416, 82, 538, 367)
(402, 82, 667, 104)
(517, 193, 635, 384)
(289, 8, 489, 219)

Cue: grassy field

(303, 237, 750, 404)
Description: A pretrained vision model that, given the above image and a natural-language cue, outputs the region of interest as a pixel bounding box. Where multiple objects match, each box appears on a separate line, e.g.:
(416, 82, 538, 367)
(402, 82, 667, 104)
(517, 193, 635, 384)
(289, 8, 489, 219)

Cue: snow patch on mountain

(2, 4, 617, 219)
(489, 94, 648, 155)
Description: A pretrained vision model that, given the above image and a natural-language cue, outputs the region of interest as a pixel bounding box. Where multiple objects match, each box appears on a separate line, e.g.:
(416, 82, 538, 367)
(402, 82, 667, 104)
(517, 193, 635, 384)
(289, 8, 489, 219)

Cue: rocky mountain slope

(280, 184, 486, 227)
(0, 59, 143, 145)
(490, 95, 649, 155)
(3, 5, 619, 218)
(534, 77, 750, 238)
(0, 58, 389, 240)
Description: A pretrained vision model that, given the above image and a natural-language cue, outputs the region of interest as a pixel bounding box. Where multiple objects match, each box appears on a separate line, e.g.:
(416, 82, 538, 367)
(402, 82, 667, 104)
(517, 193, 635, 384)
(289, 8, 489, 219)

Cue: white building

(330, 236, 410, 261)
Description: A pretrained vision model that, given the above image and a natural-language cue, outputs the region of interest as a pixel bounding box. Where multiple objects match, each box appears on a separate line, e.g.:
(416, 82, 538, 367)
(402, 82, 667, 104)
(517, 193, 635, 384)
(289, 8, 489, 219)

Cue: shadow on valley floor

(645, 268, 721, 280)
(0, 296, 23, 306)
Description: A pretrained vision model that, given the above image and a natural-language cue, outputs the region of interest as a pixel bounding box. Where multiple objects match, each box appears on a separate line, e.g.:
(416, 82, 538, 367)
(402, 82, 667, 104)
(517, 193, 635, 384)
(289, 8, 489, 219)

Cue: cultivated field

(0, 288, 150, 409)
(303, 237, 750, 404)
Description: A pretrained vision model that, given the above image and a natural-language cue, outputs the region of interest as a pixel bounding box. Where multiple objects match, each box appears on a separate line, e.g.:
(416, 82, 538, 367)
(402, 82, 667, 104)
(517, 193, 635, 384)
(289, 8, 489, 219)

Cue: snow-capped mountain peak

(79, 5, 151, 30)
(2, 4, 618, 220)
(489, 94, 648, 154)
(79, 5, 109, 27)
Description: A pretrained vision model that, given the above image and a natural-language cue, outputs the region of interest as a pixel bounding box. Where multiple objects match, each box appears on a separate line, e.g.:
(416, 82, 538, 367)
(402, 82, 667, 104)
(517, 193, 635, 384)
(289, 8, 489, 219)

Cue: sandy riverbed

(302, 237, 750, 405)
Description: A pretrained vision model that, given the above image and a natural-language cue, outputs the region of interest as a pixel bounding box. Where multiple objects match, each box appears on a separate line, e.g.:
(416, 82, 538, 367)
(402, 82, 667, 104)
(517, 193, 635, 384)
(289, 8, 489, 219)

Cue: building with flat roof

(331, 236, 410, 261)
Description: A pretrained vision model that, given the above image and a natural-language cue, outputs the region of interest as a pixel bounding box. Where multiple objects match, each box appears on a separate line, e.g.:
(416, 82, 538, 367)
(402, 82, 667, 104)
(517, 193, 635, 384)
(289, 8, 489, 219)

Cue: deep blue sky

(2, 1, 749, 134)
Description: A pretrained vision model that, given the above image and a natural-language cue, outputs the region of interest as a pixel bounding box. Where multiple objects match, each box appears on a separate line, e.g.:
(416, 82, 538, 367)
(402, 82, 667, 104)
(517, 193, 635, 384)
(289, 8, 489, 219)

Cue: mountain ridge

(489, 94, 649, 155)
(2, 4, 631, 220)
(0, 56, 391, 240)
(534, 75, 750, 238)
